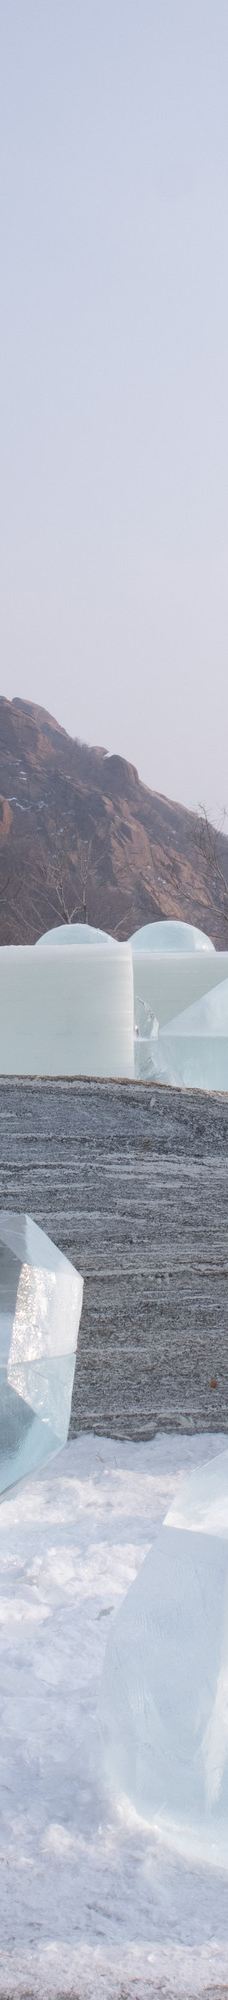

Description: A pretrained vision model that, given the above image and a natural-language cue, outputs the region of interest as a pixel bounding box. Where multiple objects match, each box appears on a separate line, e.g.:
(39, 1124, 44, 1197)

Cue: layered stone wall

(0, 1077, 227, 1437)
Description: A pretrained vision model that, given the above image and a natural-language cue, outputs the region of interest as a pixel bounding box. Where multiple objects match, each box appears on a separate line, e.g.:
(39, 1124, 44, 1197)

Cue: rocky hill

(0, 695, 227, 947)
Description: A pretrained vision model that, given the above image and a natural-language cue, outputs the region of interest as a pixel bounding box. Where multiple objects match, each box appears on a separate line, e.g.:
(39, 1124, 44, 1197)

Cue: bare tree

(74, 838, 92, 924)
(198, 804, 228, 933)
(112, 910, 134, 938)
(1, 830, 95, 944)
(0, 871, 9, 900)
(30, 834, 94, 932)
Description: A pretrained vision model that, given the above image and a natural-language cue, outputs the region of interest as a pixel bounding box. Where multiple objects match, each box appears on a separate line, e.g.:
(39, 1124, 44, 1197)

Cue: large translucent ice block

(0, 1213, 83, 1495)
(100, 1447, 228, 1864)
(152, 976, 228, 1090)
(0, 942, 134, 1076)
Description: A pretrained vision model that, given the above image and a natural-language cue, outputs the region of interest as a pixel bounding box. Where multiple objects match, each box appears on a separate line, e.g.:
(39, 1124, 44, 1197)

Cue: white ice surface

(1, 1429, 228, 1999)
(0, 943, 134, 1077)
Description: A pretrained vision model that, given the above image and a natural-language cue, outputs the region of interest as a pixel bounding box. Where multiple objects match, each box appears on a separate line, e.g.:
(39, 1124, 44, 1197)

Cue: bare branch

(198, 803, 228, 918)
(112, 912, 133, 938)
(6, 901, 36, 938)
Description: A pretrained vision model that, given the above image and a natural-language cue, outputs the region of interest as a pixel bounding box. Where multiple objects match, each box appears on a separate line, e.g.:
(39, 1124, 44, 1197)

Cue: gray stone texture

(0, 1077, 227, 1437)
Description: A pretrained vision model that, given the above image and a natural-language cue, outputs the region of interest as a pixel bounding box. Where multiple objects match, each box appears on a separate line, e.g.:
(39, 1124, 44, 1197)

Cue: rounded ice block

(131, 920, 214, 952)
(36, 922, 114, 948)
(100, 1448, 228, 1864)
(0, 1212, 83, 1495)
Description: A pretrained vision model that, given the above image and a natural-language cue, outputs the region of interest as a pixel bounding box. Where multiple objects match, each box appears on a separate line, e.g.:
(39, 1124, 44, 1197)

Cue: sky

(0, 0, 228, 814)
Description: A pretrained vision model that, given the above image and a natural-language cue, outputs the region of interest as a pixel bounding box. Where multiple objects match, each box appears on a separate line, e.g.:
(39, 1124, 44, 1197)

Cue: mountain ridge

(0, 695, 227, 947)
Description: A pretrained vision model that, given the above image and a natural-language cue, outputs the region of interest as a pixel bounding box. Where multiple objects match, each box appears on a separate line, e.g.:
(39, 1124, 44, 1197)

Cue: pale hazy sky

(1, 0, 228, 812)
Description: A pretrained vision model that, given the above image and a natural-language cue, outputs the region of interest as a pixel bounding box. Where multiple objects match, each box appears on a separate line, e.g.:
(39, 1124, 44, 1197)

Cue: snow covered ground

(1, 1429, 228, 1999)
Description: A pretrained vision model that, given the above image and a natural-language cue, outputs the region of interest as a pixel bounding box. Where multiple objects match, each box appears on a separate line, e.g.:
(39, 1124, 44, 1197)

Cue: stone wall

(0, 1077, 228, 1437)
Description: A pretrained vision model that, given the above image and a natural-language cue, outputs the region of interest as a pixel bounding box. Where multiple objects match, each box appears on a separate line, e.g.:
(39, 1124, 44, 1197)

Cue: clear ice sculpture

(150, 975, 228, 1092)
(134, 1004, 159, 1080)
(131, 920, 215, 952)
(0, 1213, 83, 1496)
(131, 934, 223, 1045)
(100, 1447, 228, 1865)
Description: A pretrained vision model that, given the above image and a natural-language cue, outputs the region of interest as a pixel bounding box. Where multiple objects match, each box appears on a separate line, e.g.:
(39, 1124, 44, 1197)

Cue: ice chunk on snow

(166, 1445, 228, 1540)
(0, 1213, 83, 1495)
(131, 920, 215, 952)
(152, 975, 228, 1091)
(100, 1446, 228, 1863)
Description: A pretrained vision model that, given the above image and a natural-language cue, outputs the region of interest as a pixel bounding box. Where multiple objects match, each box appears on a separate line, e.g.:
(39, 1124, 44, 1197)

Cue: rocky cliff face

(0, 695, 227, 946)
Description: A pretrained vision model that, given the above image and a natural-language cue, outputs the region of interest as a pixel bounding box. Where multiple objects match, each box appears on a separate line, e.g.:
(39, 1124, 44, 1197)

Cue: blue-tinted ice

(100, 1447, 228, 1865)
(131, 919, 214, 952)
(0, 1213, 83, 1495)
(151, 975, 228, 1091)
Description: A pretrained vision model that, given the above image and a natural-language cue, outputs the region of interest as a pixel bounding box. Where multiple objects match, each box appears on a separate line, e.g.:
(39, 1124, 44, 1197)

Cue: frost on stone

(0, 1213, 83, 1495)
(100, 1447, 228, 1865)
(151, 975, 228, 1092)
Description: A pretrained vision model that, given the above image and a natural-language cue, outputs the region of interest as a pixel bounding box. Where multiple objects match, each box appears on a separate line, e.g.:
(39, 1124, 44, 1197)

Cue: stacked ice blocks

(131, 919, 228, 1088)
(0, 938, 134, 1077)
